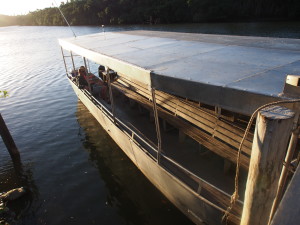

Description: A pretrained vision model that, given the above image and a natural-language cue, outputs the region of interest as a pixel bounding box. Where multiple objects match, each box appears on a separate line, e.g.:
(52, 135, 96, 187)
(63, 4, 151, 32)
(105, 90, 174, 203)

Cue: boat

(59, 30, 300, 225)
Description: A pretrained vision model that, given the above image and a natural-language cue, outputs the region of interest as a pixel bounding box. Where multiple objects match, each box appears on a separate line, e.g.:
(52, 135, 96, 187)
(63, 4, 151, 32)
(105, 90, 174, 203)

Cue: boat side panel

(69, 80, 138, 165)
(130, 143, 224, 225)
(69, 79, 225, 225)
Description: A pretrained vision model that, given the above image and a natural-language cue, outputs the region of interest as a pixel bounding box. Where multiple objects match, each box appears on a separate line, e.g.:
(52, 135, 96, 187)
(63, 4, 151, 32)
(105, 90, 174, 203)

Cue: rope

(53, 0, 77, 38)
(222, 98, 300, 223)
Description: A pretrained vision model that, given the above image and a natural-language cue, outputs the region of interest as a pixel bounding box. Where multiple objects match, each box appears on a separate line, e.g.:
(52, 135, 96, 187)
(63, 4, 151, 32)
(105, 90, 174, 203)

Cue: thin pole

(0, 113, 20, 160)
(107, 67, 116, 123)
(53, 0, 76, 38)
(83, 57, 88, 73)
(269, 125, 300, 223)
(87, 59, 91, 73)
(83, 57, 91, 92)
(151, 88, 162, 164)
(70, 51, 75, 71)
(60, 47, 68, 75)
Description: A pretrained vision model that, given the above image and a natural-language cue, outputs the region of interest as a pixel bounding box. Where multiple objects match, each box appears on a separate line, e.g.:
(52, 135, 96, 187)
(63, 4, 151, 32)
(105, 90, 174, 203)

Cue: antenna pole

(53, 0, 77, 38)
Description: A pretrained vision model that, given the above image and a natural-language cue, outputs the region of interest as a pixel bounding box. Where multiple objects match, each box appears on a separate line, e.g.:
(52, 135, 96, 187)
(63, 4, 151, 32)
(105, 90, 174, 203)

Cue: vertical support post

(269, 125, 300, 222)
(107, 67, 116, 123)
(83, 57, 91, 92)
(87, 59, 91, 73)
(60, 47, 68, 75)
(83, 57, 89, 73)
(269, 102, 300, 222)
(151, 88, 162, 164)
(0, 113, 20, 160)
(70, 51, 75, 71)
(241, 106, 295, 225)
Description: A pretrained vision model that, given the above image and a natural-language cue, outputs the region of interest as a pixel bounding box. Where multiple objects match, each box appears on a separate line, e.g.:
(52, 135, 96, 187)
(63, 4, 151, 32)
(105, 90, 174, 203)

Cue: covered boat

(59, 30, 300, 225)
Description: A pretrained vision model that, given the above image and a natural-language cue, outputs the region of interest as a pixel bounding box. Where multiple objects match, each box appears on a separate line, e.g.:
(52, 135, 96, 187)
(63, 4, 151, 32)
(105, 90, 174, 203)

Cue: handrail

(160, 152, 243, 205)
(79, 82, 158, 154)
(72, 77, 242, 219)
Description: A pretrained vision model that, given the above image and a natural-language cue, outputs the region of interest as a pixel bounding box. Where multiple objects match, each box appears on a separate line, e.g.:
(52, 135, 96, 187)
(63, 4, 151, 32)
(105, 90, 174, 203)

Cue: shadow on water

(75, 101, 193, 225)
(0, 159, 40, 225)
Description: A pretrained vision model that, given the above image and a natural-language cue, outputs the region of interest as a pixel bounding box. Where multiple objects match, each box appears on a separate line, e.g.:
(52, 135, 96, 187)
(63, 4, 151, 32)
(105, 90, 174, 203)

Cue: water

(0, 22, 300, 225)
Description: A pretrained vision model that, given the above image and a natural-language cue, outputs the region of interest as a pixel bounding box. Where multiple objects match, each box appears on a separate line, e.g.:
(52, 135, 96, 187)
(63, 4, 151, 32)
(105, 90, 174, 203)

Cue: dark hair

(98, 65, 105, 71)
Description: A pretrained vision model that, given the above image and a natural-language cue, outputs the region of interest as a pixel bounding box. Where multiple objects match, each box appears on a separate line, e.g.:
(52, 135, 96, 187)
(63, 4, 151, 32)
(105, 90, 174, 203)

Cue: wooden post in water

(240, 106, 295, 225)
(0, 113, 20, 160)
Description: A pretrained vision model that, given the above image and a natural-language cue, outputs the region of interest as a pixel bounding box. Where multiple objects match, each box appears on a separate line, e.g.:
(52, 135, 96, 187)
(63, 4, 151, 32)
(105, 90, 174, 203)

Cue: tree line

(1, 0, 300, 27)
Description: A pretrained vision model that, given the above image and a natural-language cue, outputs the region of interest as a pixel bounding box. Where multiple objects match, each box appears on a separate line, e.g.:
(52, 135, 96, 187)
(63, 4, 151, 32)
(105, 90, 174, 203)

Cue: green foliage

(0, 0, 299, 27)
(0, 91, 8, 98)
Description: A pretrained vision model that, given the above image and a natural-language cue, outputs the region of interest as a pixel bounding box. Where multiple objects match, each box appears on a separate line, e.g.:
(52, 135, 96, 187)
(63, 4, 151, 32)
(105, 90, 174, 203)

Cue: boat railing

(77, 81, 158, 159)
(74, 78, 242, 221)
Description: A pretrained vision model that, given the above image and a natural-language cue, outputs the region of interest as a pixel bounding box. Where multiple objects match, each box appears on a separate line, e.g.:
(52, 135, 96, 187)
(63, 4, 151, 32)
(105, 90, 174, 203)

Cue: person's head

(98, 65, 105, 72)
(79, 66, 86, 75)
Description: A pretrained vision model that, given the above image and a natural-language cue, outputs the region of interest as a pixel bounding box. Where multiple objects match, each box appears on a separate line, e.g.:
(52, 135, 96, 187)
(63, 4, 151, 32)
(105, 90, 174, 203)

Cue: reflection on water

(75, 101, 192, 225)
(0, 23, 300, 225)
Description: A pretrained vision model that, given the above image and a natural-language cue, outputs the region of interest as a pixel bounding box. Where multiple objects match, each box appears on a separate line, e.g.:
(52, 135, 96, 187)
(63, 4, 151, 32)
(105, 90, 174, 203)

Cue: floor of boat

(99, 90, 248, 200)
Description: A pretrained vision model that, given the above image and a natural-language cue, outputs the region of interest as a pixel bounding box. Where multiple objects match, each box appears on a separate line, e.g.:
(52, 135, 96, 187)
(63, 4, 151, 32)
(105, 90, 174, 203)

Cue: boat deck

(111, 87, 247, 199)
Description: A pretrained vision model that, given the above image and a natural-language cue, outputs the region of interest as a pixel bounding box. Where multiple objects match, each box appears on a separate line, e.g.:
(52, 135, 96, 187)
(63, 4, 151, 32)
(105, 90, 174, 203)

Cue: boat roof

(59, 30, 300, 115)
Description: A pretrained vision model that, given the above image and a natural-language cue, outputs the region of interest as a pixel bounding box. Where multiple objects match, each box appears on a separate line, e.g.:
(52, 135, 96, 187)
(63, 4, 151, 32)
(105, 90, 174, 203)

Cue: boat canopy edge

(58, 38, 152, 89)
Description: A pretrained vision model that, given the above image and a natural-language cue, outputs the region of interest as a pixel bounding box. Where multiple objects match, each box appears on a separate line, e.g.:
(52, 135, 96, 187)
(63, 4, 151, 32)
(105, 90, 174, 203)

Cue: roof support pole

(83, 57, 91, 92)
(107, 67, 116, 123)
(241, 106, 295, 225)
(70, 51, 75, 71)
(269, 123, 300, 223)
(151, 88, 162, 164)
(60, 47, 68, 75)
(83, 57, 88, 73)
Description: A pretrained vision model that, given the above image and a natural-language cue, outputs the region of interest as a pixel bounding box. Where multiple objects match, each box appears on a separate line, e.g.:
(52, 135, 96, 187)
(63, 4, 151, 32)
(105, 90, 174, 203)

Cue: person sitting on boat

(98, 65, 106, 82)
(92, 81, 109, 102)
(98, 65, 118, 84)
(77, 66, 88, 89)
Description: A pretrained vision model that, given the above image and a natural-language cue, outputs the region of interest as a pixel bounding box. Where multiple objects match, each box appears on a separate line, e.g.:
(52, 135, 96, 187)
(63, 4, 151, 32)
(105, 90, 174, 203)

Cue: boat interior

(67, 66, 256, 223)
(60, 31, 300, 224)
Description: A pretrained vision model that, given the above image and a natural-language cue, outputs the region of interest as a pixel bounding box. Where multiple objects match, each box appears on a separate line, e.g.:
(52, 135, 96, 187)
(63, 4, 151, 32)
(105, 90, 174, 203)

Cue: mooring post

(240, 106, 295, 225)
(0, 113, 20, 160)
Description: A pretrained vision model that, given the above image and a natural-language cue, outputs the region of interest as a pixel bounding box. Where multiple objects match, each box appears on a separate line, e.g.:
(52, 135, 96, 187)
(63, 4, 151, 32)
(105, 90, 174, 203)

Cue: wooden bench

(112, 78, 251, 170)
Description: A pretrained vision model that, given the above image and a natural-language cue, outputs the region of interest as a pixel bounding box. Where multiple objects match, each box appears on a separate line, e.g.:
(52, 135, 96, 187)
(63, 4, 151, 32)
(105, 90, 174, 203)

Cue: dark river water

(1, 22, 300, 225)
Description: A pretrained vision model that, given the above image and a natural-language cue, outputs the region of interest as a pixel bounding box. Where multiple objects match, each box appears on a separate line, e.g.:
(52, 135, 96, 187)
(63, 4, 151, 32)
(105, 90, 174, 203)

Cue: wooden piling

(240, 106, 295, 225)
(0, 113, 20, 160)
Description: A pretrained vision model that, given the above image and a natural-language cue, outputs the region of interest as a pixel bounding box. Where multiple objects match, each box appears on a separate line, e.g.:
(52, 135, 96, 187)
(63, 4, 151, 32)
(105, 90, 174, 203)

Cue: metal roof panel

(59, 30, 300, 115)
